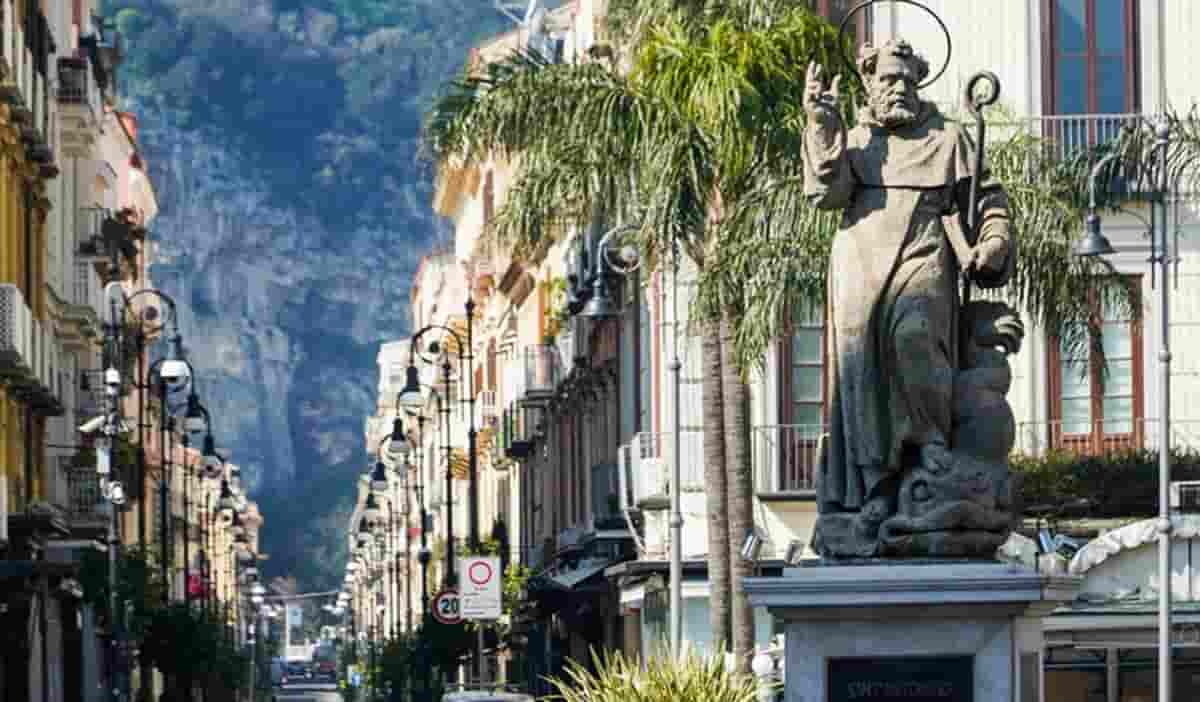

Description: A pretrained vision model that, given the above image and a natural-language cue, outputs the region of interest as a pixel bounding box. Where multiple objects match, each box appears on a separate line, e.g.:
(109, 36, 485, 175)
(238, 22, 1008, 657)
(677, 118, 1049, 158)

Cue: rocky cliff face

(113, 0, 506, 587)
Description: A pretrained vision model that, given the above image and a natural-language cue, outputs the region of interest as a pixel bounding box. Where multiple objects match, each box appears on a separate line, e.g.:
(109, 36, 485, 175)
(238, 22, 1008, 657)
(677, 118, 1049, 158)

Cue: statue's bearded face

(868, 57, 921, 128)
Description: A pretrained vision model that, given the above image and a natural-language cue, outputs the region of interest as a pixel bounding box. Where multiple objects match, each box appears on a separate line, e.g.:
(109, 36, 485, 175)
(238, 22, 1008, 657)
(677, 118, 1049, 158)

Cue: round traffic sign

(468, 560, 493, 586)
(432, 589, 462, 625)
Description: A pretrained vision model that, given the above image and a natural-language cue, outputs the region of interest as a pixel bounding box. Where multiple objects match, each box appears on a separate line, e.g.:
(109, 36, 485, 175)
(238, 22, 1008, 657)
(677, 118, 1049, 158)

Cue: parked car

(283, 662, 311, 684)
(315, 659, 337, 682)
(270, 660, 285, 687)
(442, 689, 534, 702)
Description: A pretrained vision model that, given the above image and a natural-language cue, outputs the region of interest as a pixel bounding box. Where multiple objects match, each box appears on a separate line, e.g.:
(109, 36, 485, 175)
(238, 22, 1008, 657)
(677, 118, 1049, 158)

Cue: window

(636, 277, 653, 435)
(1045, 0, 1137, 115)
(1042, 0, 1139, 153)
(1048, 279, 1143, 453)
(783, 303, 825, 428)
(808, 0, 871, 48)
(776, 302, 826, 491)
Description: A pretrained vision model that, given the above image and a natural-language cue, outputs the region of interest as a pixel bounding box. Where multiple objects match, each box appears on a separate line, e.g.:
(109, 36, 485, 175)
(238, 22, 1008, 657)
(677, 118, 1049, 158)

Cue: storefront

(514, 533, 633, 695)
(606, 559, 782, 661)
(1046, 516, 1200, 702)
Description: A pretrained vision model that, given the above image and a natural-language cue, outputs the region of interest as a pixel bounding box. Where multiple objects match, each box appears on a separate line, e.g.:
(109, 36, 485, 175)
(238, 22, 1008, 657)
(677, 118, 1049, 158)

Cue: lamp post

(400, 301, 485, 677)
(578, 224, 667, 649)
(182, 391, 219, 607)
(400, 376, 456, 593)
(370, 422, 412, 640)
(103, 284, 186, 574)
(1074, 121, 1174, 702)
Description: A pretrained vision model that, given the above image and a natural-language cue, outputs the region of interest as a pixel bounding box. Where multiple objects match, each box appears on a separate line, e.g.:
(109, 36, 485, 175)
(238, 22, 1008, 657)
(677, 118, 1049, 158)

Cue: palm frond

(699, 169, 837, 371)
(546, 647, 764, 702)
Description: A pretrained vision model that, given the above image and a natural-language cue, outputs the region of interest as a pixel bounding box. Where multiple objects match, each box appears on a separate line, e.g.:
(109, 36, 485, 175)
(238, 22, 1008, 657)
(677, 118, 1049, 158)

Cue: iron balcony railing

(76, 207, 108, 259)
(56, 56, 86, 104)
(1030, 112, 1143, 160)
(72, 259, 104, 313)
(1012, 418, 1200, 457)
(65, 458, 110, 525)
(523, 344, 560, 401)
(752, 424, 827, 494)
(479, 389, 498, 421)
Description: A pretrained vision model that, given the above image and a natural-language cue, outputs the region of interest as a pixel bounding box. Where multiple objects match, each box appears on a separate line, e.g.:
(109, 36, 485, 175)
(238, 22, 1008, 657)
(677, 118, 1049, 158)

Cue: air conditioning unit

(633, 457, 668, 510)
(0, 283, 33, 375)
(1170, 481, 1200, 513)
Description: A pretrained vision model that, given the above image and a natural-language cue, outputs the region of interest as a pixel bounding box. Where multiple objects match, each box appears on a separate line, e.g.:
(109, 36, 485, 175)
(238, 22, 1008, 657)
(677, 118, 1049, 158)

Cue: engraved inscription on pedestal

(828, 656, 974, 702)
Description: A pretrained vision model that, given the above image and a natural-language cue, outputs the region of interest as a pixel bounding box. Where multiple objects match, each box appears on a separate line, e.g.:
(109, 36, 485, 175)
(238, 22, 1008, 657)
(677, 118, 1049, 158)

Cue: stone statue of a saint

(804, 39, 1024, 558)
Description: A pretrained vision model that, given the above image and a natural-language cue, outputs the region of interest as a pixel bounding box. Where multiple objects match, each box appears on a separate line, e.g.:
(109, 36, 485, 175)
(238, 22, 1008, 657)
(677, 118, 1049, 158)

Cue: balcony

(617, 431, 704, 511)
(478, 389, 498, 425)
(75, 207, 109, 261)
(77, 379, 105, 421)
(61, 457, 110, 537)
(521, 344, 559, 405)
(1012, 418, 1200, 457)
(0, 282, 33, 380)
(753, 424, 825, 498)
(58, 57, 103, 156)
(1031, 113, 1141, 161)
(61, 259, 104, 338)
(499, 405, 540, 460)
(0, 3, 57, 176)
(65, 460, 111, 537)
(57, 57, 87, 104)
(0, 284, 64, 413)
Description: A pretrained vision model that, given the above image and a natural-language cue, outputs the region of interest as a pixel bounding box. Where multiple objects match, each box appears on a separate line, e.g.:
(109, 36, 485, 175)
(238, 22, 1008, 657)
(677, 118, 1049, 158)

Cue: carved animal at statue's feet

(876, 301, 1025, 557)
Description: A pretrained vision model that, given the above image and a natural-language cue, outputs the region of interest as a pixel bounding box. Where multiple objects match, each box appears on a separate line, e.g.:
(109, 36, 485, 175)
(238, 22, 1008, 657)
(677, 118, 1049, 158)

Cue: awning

(536, 557, 616, 592)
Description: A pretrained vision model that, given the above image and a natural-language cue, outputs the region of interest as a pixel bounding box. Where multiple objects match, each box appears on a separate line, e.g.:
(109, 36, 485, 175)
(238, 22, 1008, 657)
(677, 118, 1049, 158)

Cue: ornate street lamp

(1075, 121, 1175, 702)
(363, 492, 382, 524)
(218, 478, 237, 517)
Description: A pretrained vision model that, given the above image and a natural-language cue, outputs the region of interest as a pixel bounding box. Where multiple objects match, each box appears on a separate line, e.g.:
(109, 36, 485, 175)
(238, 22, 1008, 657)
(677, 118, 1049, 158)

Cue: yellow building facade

(0, 55, 60, 519)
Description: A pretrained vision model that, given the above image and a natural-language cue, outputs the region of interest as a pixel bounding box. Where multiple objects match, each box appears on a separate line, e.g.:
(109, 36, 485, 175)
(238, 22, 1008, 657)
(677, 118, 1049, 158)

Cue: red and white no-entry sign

(458, 556, 502, 620)
(468, 559, 493, 586)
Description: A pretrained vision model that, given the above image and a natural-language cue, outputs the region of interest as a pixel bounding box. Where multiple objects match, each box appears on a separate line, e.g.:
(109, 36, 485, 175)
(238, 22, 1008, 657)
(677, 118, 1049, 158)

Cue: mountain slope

(107, 0, 507, 588)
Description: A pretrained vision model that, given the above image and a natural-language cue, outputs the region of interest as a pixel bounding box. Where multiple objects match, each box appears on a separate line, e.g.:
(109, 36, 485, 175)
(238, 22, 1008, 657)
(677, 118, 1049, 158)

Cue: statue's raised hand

(805, 62, 844, 134)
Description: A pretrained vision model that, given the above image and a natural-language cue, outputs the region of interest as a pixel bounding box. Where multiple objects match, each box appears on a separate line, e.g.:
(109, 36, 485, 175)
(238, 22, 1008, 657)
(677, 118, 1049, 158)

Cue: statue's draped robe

(804, 103, 1012, 514)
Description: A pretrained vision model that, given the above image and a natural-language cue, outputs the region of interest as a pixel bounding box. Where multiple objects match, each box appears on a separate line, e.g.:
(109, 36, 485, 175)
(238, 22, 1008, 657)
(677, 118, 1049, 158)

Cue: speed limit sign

(432, 589, 462, 625)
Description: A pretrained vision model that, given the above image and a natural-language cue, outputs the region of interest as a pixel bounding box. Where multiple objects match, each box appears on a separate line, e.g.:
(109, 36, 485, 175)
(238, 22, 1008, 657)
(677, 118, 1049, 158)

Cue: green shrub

(1012, 448, 1200, 517)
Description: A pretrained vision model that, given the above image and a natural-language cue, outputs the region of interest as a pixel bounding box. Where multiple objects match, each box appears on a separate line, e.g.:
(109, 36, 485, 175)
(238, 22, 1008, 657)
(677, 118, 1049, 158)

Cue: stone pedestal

(745, 561, 1080, 702)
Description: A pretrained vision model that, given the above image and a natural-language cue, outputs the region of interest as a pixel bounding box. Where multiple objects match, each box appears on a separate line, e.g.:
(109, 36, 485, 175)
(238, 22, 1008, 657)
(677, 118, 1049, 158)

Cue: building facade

(1, 4, 250, 702)
(352, 1, 1200, 699)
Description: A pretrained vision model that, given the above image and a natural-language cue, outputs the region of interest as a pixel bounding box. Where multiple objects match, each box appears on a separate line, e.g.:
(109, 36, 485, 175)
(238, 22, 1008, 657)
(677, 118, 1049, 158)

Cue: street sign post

(432, 589, 462, 625)
(459, 556, 502, 620)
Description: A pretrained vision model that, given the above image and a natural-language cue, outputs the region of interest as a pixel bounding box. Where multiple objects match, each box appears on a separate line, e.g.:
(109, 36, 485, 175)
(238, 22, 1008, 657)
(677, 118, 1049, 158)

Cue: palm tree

(427, 0, 848, 668)
(426, 0, 1150, 670)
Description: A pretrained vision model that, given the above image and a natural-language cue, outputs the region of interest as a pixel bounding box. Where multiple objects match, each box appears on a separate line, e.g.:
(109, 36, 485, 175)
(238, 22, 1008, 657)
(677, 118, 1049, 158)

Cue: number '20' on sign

(433, 589, 462, 624)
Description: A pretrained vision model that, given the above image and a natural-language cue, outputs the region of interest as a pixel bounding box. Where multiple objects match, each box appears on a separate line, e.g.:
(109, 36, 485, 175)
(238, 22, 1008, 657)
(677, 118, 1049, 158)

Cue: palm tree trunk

(721, 315, 754, 673)
(701, 320, 730, 655)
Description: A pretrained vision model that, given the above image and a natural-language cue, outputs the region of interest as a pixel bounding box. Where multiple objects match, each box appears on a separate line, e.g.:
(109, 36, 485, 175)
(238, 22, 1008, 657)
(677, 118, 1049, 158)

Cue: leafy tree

(427, 0, 1149, 670)
(427, 0, 850, 669)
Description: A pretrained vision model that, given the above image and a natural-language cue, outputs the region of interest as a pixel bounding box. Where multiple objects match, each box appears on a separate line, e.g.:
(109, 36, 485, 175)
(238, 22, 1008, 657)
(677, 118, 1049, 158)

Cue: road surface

(272, 683, 340, 702)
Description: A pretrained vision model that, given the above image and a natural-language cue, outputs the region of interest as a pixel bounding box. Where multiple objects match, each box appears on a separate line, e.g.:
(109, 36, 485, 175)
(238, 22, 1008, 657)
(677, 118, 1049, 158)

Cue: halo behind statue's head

(837, 0, 951, 92)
